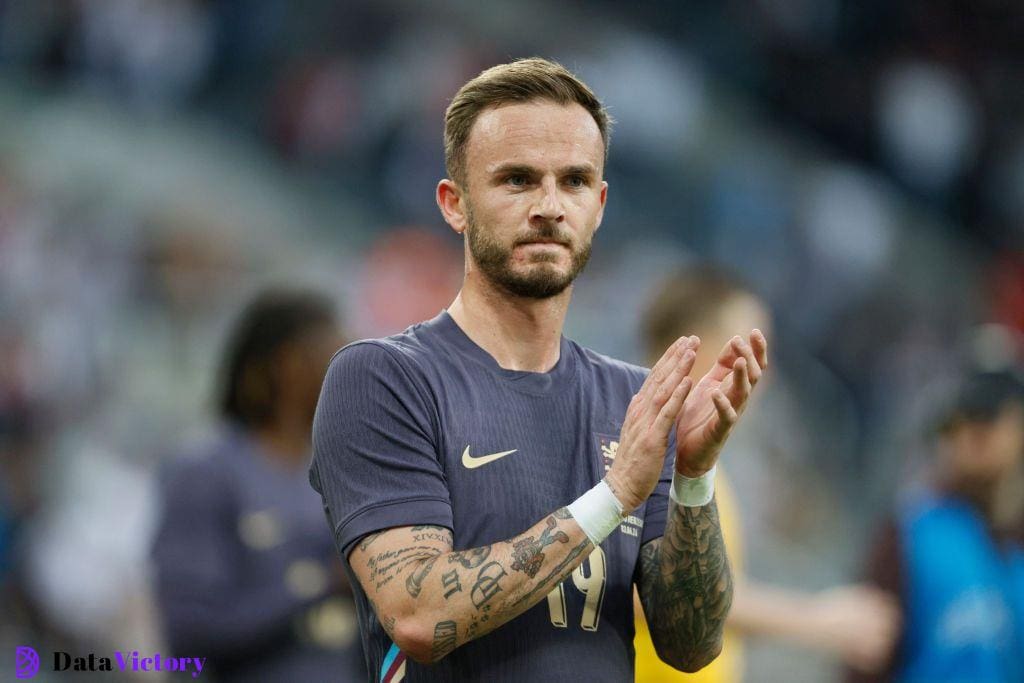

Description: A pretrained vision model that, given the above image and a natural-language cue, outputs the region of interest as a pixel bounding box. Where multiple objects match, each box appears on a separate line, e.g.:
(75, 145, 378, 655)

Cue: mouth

(515, 240, 569, 248)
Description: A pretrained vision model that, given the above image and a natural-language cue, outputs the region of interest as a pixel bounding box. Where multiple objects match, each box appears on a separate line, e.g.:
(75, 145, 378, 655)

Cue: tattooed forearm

(510, 515, 570, 578)
(368, 546, 442, 590)
(448, 545, 491, 569)
(510, 536, 592, 608)
(353, 510, 593, 665)
(432, 620, 458, 660)
(441, 569, 462, 598)
(470, 561, 507, 607)
(406, 554, 441, 598)
(638, 499, 732, 672)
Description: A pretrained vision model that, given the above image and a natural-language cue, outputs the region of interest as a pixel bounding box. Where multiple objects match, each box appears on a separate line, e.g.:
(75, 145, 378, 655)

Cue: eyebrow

(489, 163, 598, 177)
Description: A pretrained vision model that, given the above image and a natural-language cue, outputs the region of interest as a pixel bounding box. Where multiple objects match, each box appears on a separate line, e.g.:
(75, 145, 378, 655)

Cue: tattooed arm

(631, 329, 766, 671)
(635, 498, 732, 672)
(348, 513, 592, 665)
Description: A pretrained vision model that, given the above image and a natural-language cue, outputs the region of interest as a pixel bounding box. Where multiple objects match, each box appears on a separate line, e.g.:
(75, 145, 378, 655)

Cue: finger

(711, 389, 738, 439)
(706, 336, 743, 381)
(649, 350, 695, 413)
(640, 337, 685, 399)
(677, 340, 699, 377)
(640, 340, 691, 413)
(750, 329, 768, 372)
(654, 376, 692, 433)
(727, 357, 751, 408)
(732, 335, 762, 385)
(649, 365, 684, 412)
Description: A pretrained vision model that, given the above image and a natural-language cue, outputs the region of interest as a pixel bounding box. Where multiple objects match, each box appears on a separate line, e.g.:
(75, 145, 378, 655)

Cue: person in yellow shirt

(634, 266, 901, 682)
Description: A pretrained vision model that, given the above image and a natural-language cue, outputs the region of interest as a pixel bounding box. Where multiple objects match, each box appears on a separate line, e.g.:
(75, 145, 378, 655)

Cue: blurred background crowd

(0, 1, 1022, 681)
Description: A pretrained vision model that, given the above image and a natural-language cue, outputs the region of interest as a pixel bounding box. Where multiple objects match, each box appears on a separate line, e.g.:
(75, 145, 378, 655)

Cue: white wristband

(670, 465, 717, 507)
(567, 480, 625, 546)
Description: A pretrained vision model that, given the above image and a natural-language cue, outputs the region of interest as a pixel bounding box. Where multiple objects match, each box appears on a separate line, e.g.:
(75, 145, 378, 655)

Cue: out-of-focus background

(1, 1, 1022, 681)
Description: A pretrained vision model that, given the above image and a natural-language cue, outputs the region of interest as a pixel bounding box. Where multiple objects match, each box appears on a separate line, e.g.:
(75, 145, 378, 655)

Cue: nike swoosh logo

(461, 446, 518, 469)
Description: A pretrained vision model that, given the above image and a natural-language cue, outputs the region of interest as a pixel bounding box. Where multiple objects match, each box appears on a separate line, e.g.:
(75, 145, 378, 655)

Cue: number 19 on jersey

(546, 547, 607, 631)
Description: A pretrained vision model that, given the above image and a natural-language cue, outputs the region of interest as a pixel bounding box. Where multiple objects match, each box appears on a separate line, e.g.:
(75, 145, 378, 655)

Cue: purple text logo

(54, 651, 207, 678)
(15, 647, 40, 679)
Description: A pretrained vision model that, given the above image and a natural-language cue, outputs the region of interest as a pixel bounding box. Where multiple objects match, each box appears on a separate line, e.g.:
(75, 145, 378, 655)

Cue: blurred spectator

(635, 266, 900, 682)
(151, 288, 365, 682)
(850, 364, 1024, 683)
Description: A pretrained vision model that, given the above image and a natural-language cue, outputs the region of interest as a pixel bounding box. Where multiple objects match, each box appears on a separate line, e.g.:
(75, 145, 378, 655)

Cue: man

(849, 366, 1024, 683)
(152, 288, 365, 682)
(310, 59, 767, 682)
(636, 267, 900, 682)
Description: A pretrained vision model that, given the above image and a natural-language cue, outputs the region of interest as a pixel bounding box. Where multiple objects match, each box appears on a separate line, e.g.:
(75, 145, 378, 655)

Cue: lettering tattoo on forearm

(511, 515, 570, 578)
(368, 546, 442, 591)
(638, 499, 732, 670)
(470, 561, 507, 608)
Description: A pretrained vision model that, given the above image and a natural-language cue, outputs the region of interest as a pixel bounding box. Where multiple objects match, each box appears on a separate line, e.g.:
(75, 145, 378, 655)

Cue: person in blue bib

(850, 367, 1024, 683)
(309, 58, 769, 683)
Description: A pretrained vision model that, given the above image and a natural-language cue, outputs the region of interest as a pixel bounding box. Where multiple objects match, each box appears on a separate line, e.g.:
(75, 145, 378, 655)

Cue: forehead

(464, 100, 604, 176)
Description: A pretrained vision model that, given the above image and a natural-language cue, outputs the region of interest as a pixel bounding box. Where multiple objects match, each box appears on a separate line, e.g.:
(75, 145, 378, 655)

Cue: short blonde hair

(444, 57, 612, 185)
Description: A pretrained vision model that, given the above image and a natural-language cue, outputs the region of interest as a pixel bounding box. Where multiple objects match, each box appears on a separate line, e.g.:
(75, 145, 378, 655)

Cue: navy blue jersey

(310, 312, 673, 682)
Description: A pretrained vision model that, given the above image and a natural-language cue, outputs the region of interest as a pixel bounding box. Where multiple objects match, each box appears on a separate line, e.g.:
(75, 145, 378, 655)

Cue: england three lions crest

(594, 433, 618, 474)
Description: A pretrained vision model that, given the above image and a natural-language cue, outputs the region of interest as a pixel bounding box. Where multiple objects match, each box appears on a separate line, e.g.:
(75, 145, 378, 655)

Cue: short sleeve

(310, 342, 452, 559)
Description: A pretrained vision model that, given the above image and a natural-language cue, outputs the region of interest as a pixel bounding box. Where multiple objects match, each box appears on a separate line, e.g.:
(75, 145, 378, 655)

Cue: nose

(530, 178, 565, 224)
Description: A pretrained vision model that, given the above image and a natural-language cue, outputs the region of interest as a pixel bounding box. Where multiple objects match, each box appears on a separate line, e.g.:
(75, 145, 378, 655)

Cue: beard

(465, 205, 593, 300)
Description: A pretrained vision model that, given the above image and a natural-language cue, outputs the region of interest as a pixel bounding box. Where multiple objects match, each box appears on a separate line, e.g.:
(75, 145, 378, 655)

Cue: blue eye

(507, 175, 527, 186)
(566, 175, 585, 188)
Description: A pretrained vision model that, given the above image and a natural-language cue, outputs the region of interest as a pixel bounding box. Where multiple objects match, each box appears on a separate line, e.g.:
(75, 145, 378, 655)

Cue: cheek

(475, 190, 526, 222)
(570, 190, 605, 222)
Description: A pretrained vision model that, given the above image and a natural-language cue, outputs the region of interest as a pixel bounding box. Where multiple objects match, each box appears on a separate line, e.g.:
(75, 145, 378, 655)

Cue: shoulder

(315, 329, 443, 436)
(325, 321, 443, 387)
(570, 341, 649, 393)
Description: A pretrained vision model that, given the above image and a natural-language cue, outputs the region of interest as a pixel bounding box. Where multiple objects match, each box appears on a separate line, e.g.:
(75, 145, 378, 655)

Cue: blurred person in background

(849, 363, 1024, 683)
(151, 288, 365, 682)
(636, 266, 901, 682)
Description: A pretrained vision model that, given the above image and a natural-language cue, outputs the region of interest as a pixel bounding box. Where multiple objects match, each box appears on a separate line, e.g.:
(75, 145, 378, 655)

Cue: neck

(253, 412, 311, 468)
(448, 271, 570, 372)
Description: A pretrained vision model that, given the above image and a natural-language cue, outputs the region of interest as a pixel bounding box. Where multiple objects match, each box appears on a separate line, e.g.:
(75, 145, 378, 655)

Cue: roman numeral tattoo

(432, 621, 458, 661)
(441, 570, 462, 599)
